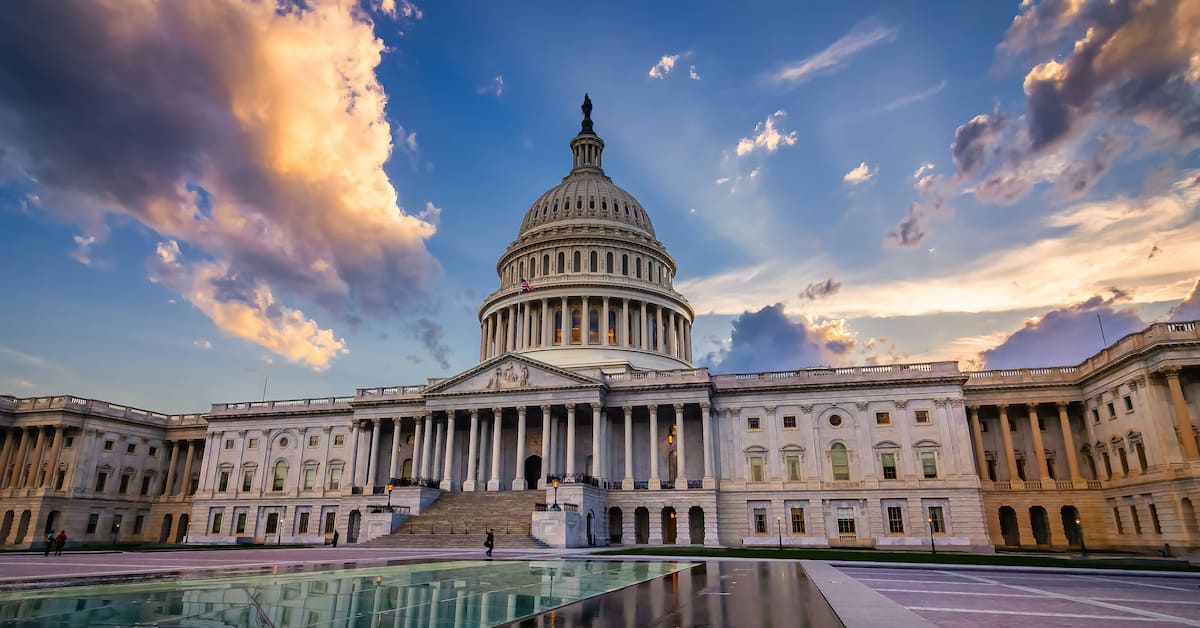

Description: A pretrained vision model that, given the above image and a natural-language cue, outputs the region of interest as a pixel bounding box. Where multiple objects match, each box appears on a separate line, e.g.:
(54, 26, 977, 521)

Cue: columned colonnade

(0, 425, 72, 490)
(967, 402, 1083, 486)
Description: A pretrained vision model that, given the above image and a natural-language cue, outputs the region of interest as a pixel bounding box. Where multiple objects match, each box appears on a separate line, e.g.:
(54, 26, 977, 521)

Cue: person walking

(44, 531, 55, 557)
(331, 529, 339, 548)
(54, 530, 66, 556)
(485, 529, 495, 559)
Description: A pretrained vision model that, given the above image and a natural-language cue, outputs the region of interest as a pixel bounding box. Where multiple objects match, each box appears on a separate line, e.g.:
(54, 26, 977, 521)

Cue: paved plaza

(833, 563, 1200, 627)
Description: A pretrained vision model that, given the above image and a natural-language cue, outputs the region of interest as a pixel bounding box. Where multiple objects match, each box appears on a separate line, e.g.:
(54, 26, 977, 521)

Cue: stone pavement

(832, 563, 1200, 627)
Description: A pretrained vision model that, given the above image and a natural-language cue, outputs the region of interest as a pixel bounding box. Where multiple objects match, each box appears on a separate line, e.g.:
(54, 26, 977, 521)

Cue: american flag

(520, 277, 534, 293)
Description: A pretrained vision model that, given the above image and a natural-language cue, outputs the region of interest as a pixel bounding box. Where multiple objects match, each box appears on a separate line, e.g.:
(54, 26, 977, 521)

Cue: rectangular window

(308, 435, 319, 447)
(110, 514, 121, 535)
(986, 459, 997, 481)
(218, 471, 230, 492)
(1113, 506, 1124, 534)
(211, 513, 223, 534)
(790, 508, 805, 534)
(1135, 441, 1148, 470)
(224, 439, 234, 450)
(55, 469, 66, 490)
(914, 410, 930, 424)
(148, 446, 157, 457)
(236, 513, 247, 534)
(782, 415, 796, 429)
(1016, 458, 1027, 481)
(920, 452, 938, 479)
(1129, 505, 1142, 534)
(881, 453, 897, 480)
(1102, 452, 1113, 479)
(1118, 448, 1130, 475)
(749, 456, 765, 483)
(303, 467, 316, 490)
(887, 506, 905, 534)
(140, 476, 151, 495)
(334, 434, 345, 447)
(836, 507, 856, 535)
(324, 512, 336, 534)
(247, 438, 259, 449)
(94, 471, 108, 492)
(86, 514, 99, 534)
(272, 465, 286, 491)
(1107, 402, 1116, 419)
(928, 506, 946, 534)
(753, 508, 767, 534)
(65, 436, 74, 448)
(103, 440, 114, 451)
(298, 512, 310, 535)
(1092, 408, 1100, 424)
(875, 411, 890, 425)
(747, 417, 760, 430)
(329, 466, 342, 490)
(126, 443, 136, 454)
(786, 455, 802, 481)
(1123, 396, 1133, 412)
(1149, 504, 1162, 534)
(118, 473, 131, 494)
(242, 470, 254, 492)
(266, 513, 279, 535)
(1046, 458, 1056, 480)
(134, 515, 144, 534)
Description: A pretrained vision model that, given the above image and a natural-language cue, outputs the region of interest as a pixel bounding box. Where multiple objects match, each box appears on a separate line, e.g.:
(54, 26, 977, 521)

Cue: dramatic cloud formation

(699, 304, 856, 373)
(980, 290, 1145, 369)
(802, 278, 842, 301)
(951, 0, 1200, 204)
(412, 317, 451, 370)
(735, 111, 798, 156)
(0, 1, 439, 370)
(767, 20, 898, 87)
(648, 54, 682, 79)
(843, 162, 876, 184)
(1169, 280, 1200, 321)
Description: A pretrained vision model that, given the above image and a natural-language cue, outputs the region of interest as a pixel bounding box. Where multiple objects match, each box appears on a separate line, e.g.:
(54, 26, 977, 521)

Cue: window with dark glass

(783, 415, 796, 428)
(790, 508, 805, 534)
(920, 452, 938, 479)
(831, 444, 849, 481)
(753, 508, 767, 534)
(836, 507, 856, 535)
(887, 506, 905, 534)
(211, 513, 223, 534)
(928, 506, 946, 533)
(881, 453, 897, 479)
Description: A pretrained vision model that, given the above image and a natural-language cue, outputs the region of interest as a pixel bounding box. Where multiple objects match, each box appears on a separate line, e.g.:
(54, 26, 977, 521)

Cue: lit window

(881, 453, 897, 479)
(928, 506, 946, 533)
(836, 507, 856, 535)
(786, 455, 802, 481)
(790, 507, 805, 534)
(920, 452, 938, 479)
(831, 444, 849, 481)
(746, 417, 760, 430)
(915, 410, 930, 424)
(783, 415, 797, 428)
(887, 506, 905, 534)
(875, 411, 890, 425)
(749, 456, 765, 483)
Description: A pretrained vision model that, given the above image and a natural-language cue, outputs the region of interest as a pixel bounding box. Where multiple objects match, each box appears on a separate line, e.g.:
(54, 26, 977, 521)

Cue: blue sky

(1, 0, 1198, 411)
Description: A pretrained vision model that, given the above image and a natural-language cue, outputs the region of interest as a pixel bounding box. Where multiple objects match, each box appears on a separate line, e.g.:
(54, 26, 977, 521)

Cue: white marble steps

(366, 489, 550, 549)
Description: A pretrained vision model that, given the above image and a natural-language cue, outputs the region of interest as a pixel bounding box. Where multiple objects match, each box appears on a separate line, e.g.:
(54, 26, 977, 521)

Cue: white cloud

(767, 20, 898, 87)
(688, 208, 697, 215)
(861, 80, 948, 115)
(477, 75, 504, 96)
(649, 54, 681, 79)
(375, 0, 422, 20)
(913, 162, 935, 179)
(0, 344, 46, 366)
(193, 339, 213, 350)
(689, 65, 701, 80)
(714, 177, 731, 185)
(843, 162, 876, 184)
(71, 234, 96, 266)
(735, 111, 797, 157)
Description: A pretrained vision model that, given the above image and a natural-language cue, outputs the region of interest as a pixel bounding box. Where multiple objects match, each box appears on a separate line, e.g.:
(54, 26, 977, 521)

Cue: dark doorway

(608, 508, 623, 544)
(688, 506, 704, 545)
(524, 455, 542, 488)
(586, 512, 594, 546)
(14, 510, 30, 545)
(1030, 506, 1050, 545)
(43, 510, 59, 535)
(159, 514, 173, 543)
(348, 509, 361, 543)
(0, 510, 13, 544)
(634, 507, 649, 544)
(175, 514, 189, 543)
(662, 507, 677, 544)
(999, 506, 1020, 546)
(1061, 506, 1081, 546)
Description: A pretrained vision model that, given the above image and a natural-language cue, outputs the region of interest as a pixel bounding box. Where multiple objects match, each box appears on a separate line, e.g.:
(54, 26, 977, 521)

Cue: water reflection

(0, 560, 691, 627)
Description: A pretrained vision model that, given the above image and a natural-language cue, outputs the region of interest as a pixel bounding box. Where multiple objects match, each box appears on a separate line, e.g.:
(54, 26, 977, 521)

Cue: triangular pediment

(423, 354, 603, 396)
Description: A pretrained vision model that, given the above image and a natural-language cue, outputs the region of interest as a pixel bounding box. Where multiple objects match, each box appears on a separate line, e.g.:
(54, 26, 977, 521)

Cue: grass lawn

(598, 547, 1200, 572)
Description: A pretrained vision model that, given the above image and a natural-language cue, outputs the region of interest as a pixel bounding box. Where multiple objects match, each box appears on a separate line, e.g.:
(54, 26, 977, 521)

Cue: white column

(539, 405, 551, 488)
(621, 299, 630, 347)
(701, 403, 714, 488)
(464, 410, 480, 492)
(478, 418, 490, 486)
(667, 310, 675, 356)
(601, 297, 610, 346)
(440, 411, 457, 490)
(648, 404, 660, 487)
(480, 321, 487, 361)
(582, 295, 590, 344)
(429, 419, 443, 482)
(548, 411, 558, 478)
(560, 296, 568, 345)
(623, 405, 634, 489)
(389, 418, 402, 480)
(366, 419, 382, 488)
(640, 302, 648, 350)
(674, 403, 688, 488)
(513, 407, 528, 490)
(488, 408, 503, 491)
(591, 403, 602, 479)
(416, 417, 429, 479)
(345, 426, 360, 489)
(541, 298, 550, 347)
(565, 404, 577, 477)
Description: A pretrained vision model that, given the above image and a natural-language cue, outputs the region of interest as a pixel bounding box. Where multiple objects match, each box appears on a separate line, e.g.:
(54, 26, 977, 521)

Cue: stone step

(369, 489, 547, 547)
(367, 532, 549, 549)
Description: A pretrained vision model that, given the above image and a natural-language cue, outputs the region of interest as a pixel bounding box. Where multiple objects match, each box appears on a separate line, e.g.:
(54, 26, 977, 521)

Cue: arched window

(830, 444, 849, 481)
(649, 313, 658, 349)
(606, 252, 613, 273)
(589, 251, 597, 272)
(588, 197, 595, 209)
(272, 460, 288, 491)
(571, 308, 582, 344)
(608, 310, 618, 344)
(589, 309, 600, 343)
(542, 254, 550, 276)
(554, 309, 563, 344)
(557, 252, 565, 274)
(576, 197, 582, 210)
(647, 260, 653, 281)
(659, 266, 664, 284)
(636, 257, 642, 279)
(622, 254, 629, 276)
(573, 251, 581, 273)
(529, 256, 536, 278)
(518, 260, 524, 280)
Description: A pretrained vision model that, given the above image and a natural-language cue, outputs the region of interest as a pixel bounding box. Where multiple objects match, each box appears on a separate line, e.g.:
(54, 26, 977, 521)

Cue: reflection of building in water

(2, 96, 1199, 555)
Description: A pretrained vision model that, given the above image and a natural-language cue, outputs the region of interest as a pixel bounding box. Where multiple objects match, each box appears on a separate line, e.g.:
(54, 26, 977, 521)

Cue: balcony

(713, 362, 961, 390)
(210, 396, 354, 417)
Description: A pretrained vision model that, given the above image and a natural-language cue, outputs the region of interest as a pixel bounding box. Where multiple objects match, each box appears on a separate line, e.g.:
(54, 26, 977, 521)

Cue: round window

(279, 437, 289, 448)
(829, 414, 843, 427)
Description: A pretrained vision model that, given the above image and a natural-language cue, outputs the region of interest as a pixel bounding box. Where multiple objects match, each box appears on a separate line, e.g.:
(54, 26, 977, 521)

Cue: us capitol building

(2, 98, 1198, 558)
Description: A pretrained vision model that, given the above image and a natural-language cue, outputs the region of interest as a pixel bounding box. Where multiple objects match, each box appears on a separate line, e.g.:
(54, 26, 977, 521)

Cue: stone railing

(355, 385, 427, 399)
(822, 480, 863, 490)
(714, 362, 958, 388)
(965, 366, 1079, 387)
(9, 395, 204, 427)
(480, 273, 694, 309)
(210, 396, 354, 416)
(604, 368, 709, 384)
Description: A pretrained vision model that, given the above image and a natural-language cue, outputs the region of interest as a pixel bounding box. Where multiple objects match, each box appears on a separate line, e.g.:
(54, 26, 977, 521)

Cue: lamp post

(551, 479, 560, 511)
(278, 515, 284, 546)
(927, 516, 936, 555)
(386, 483, 394, 510)
(1075, 518, 1087, 559)
(776, 516, 782, 550)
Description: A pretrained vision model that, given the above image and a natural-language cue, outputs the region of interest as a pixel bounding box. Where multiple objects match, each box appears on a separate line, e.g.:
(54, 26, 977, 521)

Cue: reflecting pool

(0, 560, 694, 626)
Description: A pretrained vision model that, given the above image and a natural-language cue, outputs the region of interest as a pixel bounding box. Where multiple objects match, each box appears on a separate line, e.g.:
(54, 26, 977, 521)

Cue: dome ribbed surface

(518, 173, 656, 238)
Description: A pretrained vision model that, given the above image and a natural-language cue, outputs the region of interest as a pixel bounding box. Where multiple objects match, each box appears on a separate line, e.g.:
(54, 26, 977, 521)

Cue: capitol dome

(478, 95, 694, 371)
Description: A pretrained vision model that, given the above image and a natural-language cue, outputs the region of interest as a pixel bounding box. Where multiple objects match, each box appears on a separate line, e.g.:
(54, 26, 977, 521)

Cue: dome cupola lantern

(570, 93, 605, 174)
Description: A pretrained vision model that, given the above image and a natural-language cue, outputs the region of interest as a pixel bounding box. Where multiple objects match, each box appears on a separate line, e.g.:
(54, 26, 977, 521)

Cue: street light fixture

(551, 479, 561, 511)
(927, 516, 936, 555)
(386, 483, 394, 510)
(278, 515, 284, 545)
(776, 516, 782, 550)
(1075, 518, 1087, 559)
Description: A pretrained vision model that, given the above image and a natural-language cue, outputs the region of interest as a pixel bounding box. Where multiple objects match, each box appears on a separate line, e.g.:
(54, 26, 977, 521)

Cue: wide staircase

(366, 490, 550, 549)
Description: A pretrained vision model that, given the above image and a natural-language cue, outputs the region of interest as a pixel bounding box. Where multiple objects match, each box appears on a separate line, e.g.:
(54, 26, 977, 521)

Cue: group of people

(43, 530, 67, 556)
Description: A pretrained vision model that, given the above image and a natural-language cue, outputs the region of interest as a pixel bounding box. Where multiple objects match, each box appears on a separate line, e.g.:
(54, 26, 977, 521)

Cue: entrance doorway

(524, 456, 541, 488)
(159, 514, 173, 543)
(999, 506, 1020, 546)
(348, 510, 361, 543)
(175, 514, 189, 543)
(608, 508, 623, 544)
(586, 512, 594, 546)
(688, 506, 704, 545)
(1030, 506, 1050, 545)
(1061, 506, 1081, 546)
(43, 510, 59, 535)
(634, 507, 649, 544)
(662, 507, 677, 544)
